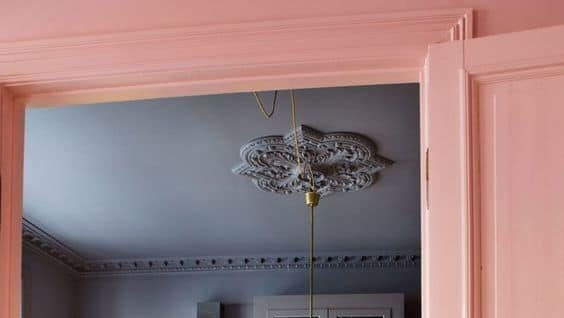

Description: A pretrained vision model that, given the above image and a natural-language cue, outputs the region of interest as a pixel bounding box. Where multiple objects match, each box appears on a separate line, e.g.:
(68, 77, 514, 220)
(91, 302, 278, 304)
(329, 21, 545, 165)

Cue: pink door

(424, 26, 564, 318)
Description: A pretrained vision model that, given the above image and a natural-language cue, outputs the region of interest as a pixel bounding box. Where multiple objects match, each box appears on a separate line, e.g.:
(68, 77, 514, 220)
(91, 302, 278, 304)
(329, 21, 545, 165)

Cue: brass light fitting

(305, 190, 319, 318)
(305, 191, 320, 207)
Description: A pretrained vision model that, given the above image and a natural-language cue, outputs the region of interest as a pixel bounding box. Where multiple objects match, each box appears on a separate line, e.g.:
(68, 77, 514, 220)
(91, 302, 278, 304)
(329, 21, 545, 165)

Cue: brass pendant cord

(290, 90, 303, 170)
(290, 90, 316, 191)
(308, 204, 315, 318)
(253, 89, 319, 318)
(253, 90, 278, 118)
(254, 89, 316, 190)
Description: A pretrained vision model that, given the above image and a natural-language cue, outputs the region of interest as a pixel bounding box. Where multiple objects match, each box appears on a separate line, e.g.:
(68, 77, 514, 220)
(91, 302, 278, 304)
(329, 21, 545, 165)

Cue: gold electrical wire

(290, 90, 315, 191)
(307, 164, 316, 191)
(253, 89, 318, 318)
(308, 204, 315, 318)
(290, 90, 303, 171)
(253, 90, 278, 118)
(252, 89, 308, 185)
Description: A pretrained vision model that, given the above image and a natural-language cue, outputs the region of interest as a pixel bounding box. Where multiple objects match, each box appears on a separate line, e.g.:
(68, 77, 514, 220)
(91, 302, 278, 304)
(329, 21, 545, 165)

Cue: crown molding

(0, 8, 472, 107)
(23, 239, 81, 278)
(82, 252, 420, 277)
(22, 218, 87, 272)
(22, 219, 419, 277)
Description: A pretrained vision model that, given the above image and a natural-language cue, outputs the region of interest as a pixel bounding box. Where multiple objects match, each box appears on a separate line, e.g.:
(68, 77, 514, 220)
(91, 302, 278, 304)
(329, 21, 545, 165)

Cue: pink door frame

(426, 25, 564, 318)
(0, 8, 472, 318)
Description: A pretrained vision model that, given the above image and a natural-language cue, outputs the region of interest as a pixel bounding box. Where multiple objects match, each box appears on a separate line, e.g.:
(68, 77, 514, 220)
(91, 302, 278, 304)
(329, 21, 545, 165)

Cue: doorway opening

(22, 84, 421, 318)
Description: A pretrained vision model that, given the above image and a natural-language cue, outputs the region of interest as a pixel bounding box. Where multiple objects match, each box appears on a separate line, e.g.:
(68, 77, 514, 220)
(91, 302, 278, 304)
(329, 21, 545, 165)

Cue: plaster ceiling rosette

(233, 125, 392, 197)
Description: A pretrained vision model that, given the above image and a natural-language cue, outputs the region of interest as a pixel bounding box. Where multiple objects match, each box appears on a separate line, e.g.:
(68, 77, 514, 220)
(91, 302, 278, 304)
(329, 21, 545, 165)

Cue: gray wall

(22, 246, 78, 318)
(78, 268, 420, 318)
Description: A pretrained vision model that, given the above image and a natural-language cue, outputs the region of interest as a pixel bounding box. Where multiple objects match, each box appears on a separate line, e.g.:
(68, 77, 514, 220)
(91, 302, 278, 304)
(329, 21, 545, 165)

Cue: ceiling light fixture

(236, 90, 391, 318)
(251, 89, 319, 318)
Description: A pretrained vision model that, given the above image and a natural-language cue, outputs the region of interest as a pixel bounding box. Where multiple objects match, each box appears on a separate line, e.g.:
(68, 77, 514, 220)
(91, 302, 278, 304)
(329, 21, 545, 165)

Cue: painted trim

(22, 219, 419, 277)
(23, 241, 80, 278)
(0, 88, 24, 318)
(424, 24, 564, 318)
(0, 8, 473, 318)
(465, 27, 564, 318)
(423, 40, 471, 318)
(22, 218, 85, 272)
(83, 252, 420, 277)
(0, 9, 472, 107)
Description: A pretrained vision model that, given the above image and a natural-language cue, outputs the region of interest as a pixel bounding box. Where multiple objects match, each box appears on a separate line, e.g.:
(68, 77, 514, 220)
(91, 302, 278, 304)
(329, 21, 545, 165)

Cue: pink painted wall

(1, 0, 564, 41)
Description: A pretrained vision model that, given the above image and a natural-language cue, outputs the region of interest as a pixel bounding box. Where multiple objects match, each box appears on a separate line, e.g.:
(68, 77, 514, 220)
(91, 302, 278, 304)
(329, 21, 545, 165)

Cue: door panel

(478, 74, 564, 318)
(424, 24, 564, 318)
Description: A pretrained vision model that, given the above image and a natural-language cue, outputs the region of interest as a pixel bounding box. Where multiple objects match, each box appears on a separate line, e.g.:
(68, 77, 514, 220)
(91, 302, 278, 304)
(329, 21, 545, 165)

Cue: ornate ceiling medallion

(233, 125, 392, 197)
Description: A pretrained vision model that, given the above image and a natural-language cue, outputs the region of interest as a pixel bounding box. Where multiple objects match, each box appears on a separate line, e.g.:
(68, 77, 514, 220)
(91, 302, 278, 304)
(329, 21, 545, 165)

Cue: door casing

(426, 25, 564, 318)
(0, 8, 473, 318)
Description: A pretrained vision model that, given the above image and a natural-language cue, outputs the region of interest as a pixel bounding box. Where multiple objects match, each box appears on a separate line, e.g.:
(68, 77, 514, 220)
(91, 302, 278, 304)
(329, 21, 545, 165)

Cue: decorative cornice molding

(233, 125, 392, 197)
(83, 252, 420, 277)
(22, 220, 419, 277)
(0, 8, 472, 106)
(22, 218, 87, 272)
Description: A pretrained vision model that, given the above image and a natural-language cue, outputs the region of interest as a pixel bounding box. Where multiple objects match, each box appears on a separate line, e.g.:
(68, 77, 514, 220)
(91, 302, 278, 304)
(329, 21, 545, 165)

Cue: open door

(423, 25, 564, 318)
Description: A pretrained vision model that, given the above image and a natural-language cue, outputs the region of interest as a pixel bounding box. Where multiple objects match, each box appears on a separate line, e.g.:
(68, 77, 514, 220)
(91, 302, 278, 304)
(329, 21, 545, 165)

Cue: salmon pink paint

(1, 4, 564, 318)
(1, 0, 564, 41)
(425, 25, 564, 318)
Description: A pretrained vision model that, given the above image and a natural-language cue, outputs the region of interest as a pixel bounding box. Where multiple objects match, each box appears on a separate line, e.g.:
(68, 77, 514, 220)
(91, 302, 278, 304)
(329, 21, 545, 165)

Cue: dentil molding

(84, 253, 420, 277)
(233, 125, 392, 197)
(22, 219, 419, 277)
(22, 218, 87, 272)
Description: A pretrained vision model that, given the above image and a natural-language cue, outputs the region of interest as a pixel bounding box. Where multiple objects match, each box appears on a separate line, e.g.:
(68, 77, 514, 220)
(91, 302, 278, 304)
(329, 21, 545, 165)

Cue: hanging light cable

(305, 191, 319, 318)
(290, 90, 303, 173)
(291, 90, 319, 318)
(253, 89, 320, 318)
(253, 90, 278, 119)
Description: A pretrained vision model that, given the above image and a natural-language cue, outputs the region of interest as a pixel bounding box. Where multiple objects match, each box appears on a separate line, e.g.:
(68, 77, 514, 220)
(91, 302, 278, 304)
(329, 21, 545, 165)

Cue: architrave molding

(0, 8, 472, 107)
(22, 219, 419, 277)
(421, 25, 564, 318)
(0, 89, 24, 318)
(0, 8, 473, 318)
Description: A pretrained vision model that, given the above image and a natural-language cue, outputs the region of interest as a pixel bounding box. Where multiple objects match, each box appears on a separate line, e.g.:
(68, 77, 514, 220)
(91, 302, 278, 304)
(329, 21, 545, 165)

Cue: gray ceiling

(24, 84, 420, 260)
